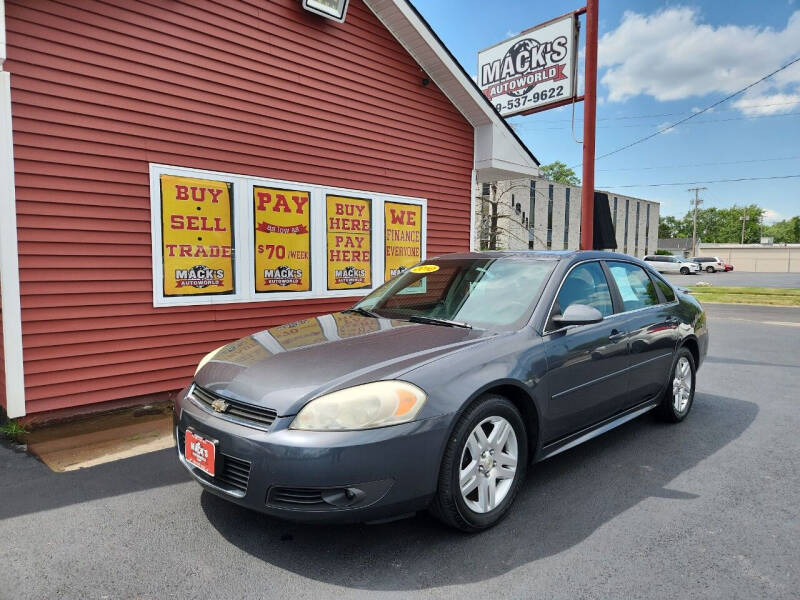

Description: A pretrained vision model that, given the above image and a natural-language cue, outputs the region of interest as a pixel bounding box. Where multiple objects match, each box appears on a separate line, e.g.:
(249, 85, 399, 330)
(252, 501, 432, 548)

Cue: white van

(643, 255, 700, 275)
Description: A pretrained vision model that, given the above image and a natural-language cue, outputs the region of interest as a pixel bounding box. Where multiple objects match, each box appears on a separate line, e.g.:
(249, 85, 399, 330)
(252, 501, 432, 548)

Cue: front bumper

(174, 386, 452, 523)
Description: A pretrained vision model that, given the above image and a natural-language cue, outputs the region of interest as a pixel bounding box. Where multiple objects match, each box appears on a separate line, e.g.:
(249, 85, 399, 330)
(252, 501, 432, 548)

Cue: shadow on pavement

(0, 442, 189, 521)
(200, 392, 757, 591)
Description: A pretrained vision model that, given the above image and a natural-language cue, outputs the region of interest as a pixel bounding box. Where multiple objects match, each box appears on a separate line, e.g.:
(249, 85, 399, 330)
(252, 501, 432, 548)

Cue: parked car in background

(690, 256, 727, 273)
(644, 254, 700, 275)
(724, 262, 734, 271)
(175, 251, 708, 531)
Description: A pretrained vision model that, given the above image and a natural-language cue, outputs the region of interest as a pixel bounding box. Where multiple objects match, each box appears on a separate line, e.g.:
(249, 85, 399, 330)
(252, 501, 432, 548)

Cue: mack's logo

(389, 266, 407, 278)
(211, 399, 230, 413)
(334, 265, 366, 286)
(264, 265, 303, 287)
(481, 36, 568, 99)
(174, 265, 225, 288)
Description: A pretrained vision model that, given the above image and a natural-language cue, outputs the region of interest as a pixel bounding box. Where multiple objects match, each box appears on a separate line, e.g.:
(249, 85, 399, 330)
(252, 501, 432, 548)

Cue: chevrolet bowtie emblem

(211, 399, 230, 413)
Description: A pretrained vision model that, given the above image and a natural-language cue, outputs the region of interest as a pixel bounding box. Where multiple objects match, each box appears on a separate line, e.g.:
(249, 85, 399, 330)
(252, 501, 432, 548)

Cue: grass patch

(688, 286, 800, 306)
(0, 420, 28, 441)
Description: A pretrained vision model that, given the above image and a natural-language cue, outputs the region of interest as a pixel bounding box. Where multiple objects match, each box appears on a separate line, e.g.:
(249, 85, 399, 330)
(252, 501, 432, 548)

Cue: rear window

(652, 274, 676, 302)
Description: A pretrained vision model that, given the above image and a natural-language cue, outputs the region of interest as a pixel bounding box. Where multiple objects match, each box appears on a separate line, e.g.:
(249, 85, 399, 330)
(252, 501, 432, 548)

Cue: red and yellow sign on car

(326, 195, 371, 290)
(384, 201, 422, 281)
(160, 175, 234, 296)
(253, 186, 311, 293)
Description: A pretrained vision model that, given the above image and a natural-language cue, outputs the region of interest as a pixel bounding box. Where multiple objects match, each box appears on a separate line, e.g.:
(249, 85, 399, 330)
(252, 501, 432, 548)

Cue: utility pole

(740, 208, 750, 244)
(688, 187, 706, 257)
(579, 0, 598, 250)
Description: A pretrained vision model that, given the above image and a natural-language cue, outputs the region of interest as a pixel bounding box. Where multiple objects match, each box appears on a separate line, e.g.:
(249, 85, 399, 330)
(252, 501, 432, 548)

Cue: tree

(539, 161, 580, 186)
(476, 182, 546, 250)
(658, 215, 684, 239)
(764, 216, 800, 243)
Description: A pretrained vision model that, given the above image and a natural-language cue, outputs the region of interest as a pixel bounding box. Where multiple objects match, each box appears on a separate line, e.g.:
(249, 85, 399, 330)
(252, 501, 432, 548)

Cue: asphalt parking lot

(2, 303, 799, 599)
(665, 271, 800, 288)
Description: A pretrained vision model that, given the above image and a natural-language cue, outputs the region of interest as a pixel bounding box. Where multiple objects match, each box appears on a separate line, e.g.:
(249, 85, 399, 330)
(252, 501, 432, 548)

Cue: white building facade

(475, 177, 660, 258)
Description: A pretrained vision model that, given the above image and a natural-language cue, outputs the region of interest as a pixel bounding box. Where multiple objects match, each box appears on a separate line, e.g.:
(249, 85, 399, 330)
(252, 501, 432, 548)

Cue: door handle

(608, 329, 626, 342)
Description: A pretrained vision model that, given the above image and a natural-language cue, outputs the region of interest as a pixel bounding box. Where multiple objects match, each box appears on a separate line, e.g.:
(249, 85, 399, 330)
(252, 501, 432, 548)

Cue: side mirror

(551, 304, 604, 326)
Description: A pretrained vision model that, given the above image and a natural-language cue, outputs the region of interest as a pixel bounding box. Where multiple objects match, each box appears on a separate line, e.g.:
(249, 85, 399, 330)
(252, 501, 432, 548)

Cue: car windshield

(354, 257, 556, 330)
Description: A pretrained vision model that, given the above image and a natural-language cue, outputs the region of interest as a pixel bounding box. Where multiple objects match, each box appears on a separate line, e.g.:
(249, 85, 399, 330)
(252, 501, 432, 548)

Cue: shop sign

(384, 201, 422, 281)
(478, 14, 578, 117)
(160, 175, 234, 296)
(326, 195, 371, 290)
(253, 186, 311, 293)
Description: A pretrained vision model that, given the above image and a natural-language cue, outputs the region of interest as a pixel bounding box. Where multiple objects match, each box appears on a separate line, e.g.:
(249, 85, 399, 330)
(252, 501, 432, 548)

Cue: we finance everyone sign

(478, 14, 578, 117)
(160, 175, 234, 296)
(384, 201, 422, 281)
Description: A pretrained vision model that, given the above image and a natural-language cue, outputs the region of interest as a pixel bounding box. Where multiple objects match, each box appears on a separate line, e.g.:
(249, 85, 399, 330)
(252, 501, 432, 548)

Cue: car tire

(706, 266, 715, 273)
(656, 347, 696, 423)
(430, 394, 528, 532)
(680, 267, 689, 275)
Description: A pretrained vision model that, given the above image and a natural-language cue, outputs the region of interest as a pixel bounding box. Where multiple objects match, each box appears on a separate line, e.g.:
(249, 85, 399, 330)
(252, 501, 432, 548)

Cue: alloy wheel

(672, 356, 692, 413)
(459, 416, 518, 513)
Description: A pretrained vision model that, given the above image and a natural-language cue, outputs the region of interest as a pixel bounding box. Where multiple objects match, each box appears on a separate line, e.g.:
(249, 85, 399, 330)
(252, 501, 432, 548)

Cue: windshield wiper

(343, 307, 381, 318)
(408, 315, 472, 329)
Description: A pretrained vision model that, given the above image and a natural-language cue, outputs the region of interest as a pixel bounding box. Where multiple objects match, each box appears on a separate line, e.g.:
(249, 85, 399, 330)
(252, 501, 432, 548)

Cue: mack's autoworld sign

(478, 14, 578, 117)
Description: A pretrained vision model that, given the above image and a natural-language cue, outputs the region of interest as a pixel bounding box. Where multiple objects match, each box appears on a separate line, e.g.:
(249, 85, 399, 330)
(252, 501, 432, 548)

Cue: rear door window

(606, 261, 659, 312)
(651, 274, 676, 302)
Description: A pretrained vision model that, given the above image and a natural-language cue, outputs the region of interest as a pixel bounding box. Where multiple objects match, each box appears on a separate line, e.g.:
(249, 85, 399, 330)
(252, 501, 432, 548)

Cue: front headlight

(195, 346, 224, 375)
(290, 381, 427, 431)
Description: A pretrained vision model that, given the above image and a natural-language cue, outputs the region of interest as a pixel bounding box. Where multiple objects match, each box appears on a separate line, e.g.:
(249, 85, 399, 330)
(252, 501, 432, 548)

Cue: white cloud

(598, 7, 800, 112)
(732, 90, 800, 115)
(656, 121, 676, 133)
(762, 208, 783, 223)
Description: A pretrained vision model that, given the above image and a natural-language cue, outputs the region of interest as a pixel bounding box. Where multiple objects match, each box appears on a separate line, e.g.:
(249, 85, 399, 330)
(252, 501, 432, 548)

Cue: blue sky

(413, 1, 800, 222)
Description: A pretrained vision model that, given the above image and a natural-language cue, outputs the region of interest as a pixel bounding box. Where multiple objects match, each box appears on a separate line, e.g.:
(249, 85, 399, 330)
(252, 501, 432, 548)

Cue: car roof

(427, 250, 641, 263)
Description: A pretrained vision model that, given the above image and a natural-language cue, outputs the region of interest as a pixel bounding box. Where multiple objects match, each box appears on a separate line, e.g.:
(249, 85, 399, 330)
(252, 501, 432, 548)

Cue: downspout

(0, 0, 26, 418)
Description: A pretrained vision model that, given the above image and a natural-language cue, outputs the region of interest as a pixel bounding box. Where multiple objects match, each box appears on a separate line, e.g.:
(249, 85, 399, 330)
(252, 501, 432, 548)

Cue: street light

(301, 0, 349, 23)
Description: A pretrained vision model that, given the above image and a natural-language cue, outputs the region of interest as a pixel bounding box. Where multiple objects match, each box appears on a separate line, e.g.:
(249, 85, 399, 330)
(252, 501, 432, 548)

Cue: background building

(474, 177, 660, 257)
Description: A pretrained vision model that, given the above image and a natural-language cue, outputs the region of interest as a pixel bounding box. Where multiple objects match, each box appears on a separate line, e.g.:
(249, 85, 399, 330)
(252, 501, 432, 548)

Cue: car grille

(268, 487, 326, 508)
(190, 384, 278, 430)
(178, 429, 252, 494)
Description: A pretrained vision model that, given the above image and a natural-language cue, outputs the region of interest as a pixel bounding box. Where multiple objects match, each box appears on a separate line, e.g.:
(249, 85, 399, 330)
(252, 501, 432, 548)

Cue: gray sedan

(174, 250, 708, 531)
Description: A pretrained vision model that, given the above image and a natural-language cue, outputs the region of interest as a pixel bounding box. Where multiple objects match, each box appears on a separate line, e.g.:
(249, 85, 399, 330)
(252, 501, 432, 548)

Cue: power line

(518, 99, 800, 123)
(597, 154, 800, 172)
(570, 55, 800, 168)
(518, 110, 800, 131)
(598, 174, 800, 189)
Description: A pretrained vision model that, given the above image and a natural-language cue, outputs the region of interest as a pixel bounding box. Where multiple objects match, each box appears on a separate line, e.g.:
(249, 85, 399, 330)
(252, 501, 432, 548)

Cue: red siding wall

(5, 0, 474, 414)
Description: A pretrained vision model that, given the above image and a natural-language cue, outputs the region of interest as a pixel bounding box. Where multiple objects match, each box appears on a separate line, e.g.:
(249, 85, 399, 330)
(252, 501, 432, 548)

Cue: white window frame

(149, 163, 426, 307)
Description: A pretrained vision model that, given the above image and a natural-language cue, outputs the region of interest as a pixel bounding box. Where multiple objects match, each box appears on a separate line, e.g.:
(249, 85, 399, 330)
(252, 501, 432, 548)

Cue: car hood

(194, 312, 493, 415)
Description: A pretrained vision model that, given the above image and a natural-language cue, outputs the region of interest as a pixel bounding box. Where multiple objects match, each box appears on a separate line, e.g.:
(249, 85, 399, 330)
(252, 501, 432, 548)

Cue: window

(651, 274, 676, 302)
(554, 261, 613, 319)
(564, 188, 570, 248)
(357, 258, 555, 331)
(482, 183, 490, 196)
(613, 196, 618, 229)
(607, 261, 659, 312)
(645, 203, 651, 254)
(634, 202, 640, 256)
(547, 184, 554, 248)
(623, 198, 630, 253)
(529, 181, 536, 231)
(150, 164, 426, 307)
